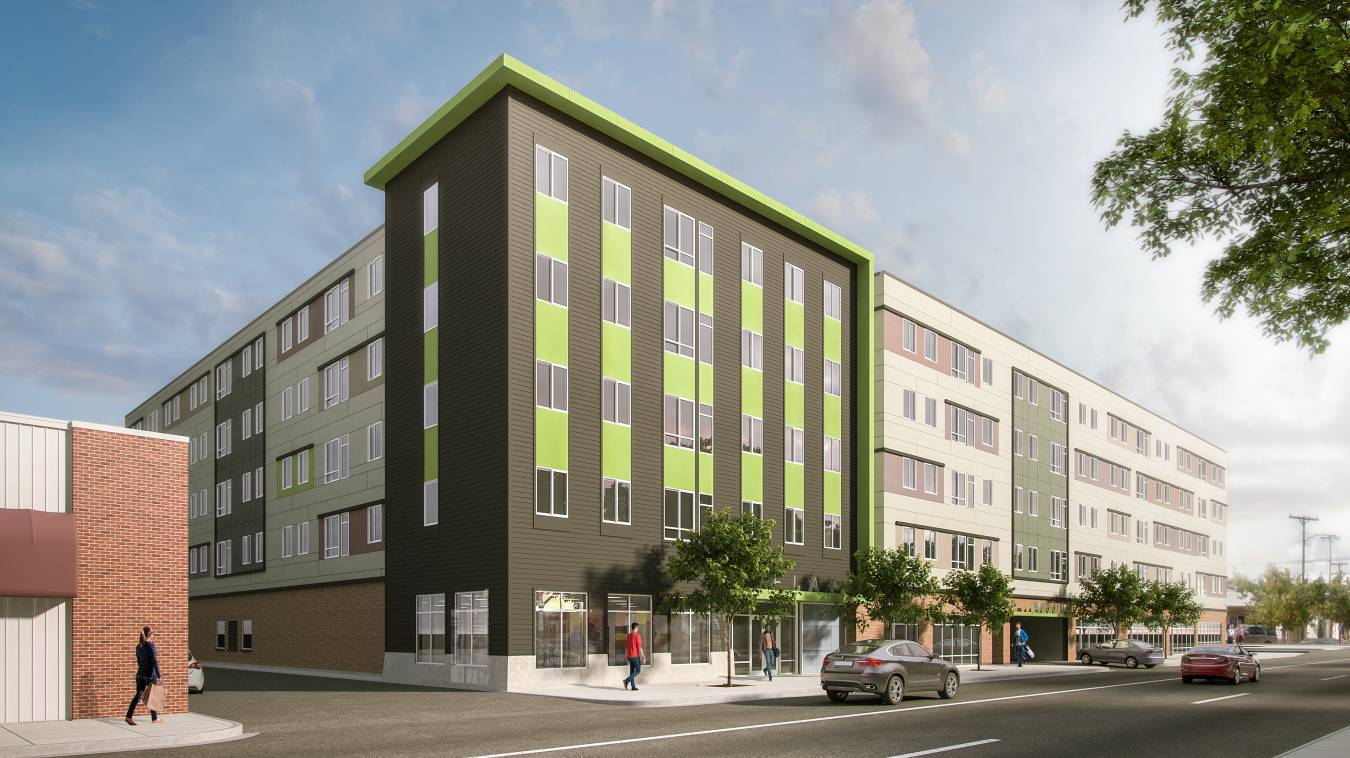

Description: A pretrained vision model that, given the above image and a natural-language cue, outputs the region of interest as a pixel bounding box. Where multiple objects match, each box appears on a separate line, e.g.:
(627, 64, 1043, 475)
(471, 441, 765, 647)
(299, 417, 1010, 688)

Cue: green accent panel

(602, 323, 631, 382)
(535, 407, 569, 471)
(784, 300, 804, 348)
(424, 230, 438, 285)
(602, 422, 631, 482)
(664, 446, 696, 492)
(741, 452, 763, 502)
(784, 381, 804, 428)
(664, 351, 696, 400)
(698, 272, 714, 316)
(535, 300, 569, 366)
(785, 461, 804, 507)
(424, 426, 438, 481)
(824, 316, 842, 362)
(424, 329, 438, 384)
(740, 367, 763, 418)
(741, 281, 763, 333)
(699, 452, 714, 494)
(601, 222, 632, 284)
(824, 394, 842, 438)
(535, 193, 568, 262)
(823, 470, 842, 516)
(699, 363, 714, 404)
(664, 257, 696, 308)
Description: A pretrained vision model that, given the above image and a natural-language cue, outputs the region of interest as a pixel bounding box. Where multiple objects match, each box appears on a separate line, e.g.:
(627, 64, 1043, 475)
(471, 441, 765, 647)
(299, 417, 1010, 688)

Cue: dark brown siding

(384, 93, 512, 655)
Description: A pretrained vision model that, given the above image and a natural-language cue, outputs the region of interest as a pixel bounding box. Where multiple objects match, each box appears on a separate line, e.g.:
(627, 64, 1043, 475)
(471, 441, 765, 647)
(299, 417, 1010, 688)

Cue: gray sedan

(1078, 639, 1165, 668)
(820, 639, 961, 704)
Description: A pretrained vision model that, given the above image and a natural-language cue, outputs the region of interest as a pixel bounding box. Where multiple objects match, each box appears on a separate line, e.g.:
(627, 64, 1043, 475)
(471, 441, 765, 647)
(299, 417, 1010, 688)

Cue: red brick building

(0, 411, 187, 722)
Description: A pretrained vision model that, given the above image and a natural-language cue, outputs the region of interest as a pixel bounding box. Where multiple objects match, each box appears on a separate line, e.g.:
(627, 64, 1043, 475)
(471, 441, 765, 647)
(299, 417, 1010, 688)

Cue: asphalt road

(126, 650, 1350, 758)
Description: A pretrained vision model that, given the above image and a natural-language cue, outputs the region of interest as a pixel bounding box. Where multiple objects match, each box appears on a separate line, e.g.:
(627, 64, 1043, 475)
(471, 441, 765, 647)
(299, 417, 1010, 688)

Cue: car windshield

(1189, 645, 1234, 655)
(835, 642, 883, 655)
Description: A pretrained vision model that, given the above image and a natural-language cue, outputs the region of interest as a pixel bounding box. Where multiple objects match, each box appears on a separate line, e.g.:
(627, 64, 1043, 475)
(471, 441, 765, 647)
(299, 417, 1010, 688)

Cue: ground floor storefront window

(891, 623, 920, 642)
(1197, 621, 1222, 645)
(453, 590, 488, 667)
(1075, 623, 1115, 652)
(1168, 625, 1196, 654)
(934, 619, 981, 665)
(607, 595, 653, 666)
(416, 594, 445, 664)
(670, 611, 711, 664)
(535, 591, 587, 668)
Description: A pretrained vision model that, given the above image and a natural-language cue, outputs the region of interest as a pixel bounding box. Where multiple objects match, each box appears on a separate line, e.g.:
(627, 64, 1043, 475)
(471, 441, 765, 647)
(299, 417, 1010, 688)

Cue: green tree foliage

(1326, 577, 1350, 640)
(1142, 580, 1204, 655)
(664, 510, 797, 686)
(1091, 0, 1350, 353)
(939, 565, 1016, 670)
(837, 546, 940, 636)
(1231, 566, 1328, 638)
(1073, 564, 1149, 639)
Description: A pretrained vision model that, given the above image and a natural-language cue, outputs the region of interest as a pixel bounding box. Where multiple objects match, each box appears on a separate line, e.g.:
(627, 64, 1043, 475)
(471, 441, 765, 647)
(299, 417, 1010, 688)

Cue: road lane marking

(1191, 693, 1250, 705)
(1319, 674, 1347, 681)
(468, 656, 1350, 758)
(888, 738, 1000, 757)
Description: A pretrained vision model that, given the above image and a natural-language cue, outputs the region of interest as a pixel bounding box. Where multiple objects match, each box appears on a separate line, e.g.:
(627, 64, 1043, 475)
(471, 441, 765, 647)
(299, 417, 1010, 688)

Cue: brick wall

(192, 580, 385, 673)
(69, 426, 188, 719)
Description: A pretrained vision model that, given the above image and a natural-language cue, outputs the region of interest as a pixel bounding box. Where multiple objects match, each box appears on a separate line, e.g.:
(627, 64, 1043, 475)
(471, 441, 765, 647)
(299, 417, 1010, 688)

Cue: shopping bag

(1026, 646, 1036, 660)
(147, 682, 167, 711)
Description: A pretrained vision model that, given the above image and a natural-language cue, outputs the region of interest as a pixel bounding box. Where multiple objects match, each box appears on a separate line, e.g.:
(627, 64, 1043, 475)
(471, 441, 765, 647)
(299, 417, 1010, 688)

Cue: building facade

(875, 273, 1230, 663)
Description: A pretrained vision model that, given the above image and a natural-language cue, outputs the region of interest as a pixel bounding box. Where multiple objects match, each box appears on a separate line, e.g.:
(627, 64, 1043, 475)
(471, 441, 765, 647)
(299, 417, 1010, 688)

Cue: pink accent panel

(936, 333, 951, 374)
(881, 451, 944, 503)
(883, 310, 905, 354)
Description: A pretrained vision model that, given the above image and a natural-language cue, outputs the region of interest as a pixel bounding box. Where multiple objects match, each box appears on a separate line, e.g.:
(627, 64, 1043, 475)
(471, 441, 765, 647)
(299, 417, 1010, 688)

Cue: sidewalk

(0, 713, 244, 758)
(1277, 725, 1350, 757)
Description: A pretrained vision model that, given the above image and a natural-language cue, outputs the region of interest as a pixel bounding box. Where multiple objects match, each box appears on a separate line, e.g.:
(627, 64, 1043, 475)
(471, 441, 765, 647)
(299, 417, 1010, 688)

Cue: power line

(1290, 514, 1320, 582)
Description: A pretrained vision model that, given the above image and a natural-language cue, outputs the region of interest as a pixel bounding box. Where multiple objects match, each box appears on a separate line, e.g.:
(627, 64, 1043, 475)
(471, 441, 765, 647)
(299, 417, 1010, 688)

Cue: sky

(1, 0, 1346, 580)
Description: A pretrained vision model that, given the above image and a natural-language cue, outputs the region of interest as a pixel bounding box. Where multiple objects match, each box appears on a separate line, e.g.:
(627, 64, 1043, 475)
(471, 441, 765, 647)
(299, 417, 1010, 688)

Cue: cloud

(811, 187, 879, 230)
(969, 51, 1007, 112)
(944, 128, 971, 157)
(824, 0, 933, 134)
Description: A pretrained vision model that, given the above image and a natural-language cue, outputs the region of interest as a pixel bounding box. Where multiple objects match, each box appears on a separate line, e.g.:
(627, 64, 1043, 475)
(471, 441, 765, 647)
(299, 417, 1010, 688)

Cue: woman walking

(760, 627, 778, 681)
(124, 626, 161, 726)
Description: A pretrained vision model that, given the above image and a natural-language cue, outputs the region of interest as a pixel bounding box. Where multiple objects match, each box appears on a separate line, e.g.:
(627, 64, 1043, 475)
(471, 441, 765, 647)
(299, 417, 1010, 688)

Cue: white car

(188, 652, 206, 693)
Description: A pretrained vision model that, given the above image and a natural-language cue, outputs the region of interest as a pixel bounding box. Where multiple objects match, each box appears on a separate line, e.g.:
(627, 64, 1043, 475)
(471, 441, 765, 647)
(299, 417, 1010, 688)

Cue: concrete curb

(0, 715, 245, 758)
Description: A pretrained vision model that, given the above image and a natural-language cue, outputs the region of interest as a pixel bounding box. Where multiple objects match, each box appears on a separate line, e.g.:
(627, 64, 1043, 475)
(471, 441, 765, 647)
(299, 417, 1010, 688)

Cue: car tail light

(823, 657, 832, 668)
(189, 662, 202, 669)
(857, 657, 886, 667)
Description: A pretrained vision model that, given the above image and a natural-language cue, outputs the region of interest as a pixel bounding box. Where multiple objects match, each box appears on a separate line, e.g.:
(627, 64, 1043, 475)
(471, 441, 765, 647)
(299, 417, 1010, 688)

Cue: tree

(1073, 565, 1149, 640)
(1142, 581, 1204, 656)
(1091, 0, 1350, 353)
(1231, 566, 1327, 639)
(939, 565, 1016, 670)
(1326, 577, 1350, 641)
(837, 546, 940, 637)
(663, 510, 797, 687)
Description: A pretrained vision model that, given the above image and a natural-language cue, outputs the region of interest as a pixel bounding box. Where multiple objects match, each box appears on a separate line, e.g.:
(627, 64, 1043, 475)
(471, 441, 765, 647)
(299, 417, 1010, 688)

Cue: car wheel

(1079, 653, 1093, 665)
(880, 675, 905, 705)
(1125, 656, 1139, 669)
(1181, 675, 1193, 684)
(827, 690, 849, 703)
(1251, 666, 1260, 683)
(1229, 666, 1241, 685)
(938, 672, 959, 700)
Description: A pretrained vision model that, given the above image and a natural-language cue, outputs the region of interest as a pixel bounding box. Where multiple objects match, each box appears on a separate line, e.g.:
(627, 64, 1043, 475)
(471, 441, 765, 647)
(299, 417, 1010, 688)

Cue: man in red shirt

(622, 622, 643, 691)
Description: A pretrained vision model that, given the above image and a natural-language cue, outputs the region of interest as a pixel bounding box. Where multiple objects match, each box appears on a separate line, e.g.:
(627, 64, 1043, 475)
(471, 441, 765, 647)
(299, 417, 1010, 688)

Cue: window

(1028, 490, 1039, 516)
(424, 381, 439, 428)
(298, 305, 310, 342)
(282, 525, 294, 558)
(241, 345, 252, 378)
(740, 328, 763, 369)
(901, 457, 916, 489)
(602, 176, 631, 229)
(535, 361, 569, 412)
(602, 279, 631, 327)
(242, 534, 252, 565)
(1137, 520, 1149, 544)
(784, 262, 805, 304)
(1091, 507, 1099, 529)
(281, 386, 294, 421)
(241, 470, 252, 502)
(367, 504, 383, 544)
(1137, 429, 1149, 455)
(214, 360, 232, 400)
(596, 378, 632, 426)
(824, 281, 842, 320)
(742, 500, 763, 518)
(424, 480, 439, 526)
(824, 358, 842, 396)
(254, 532, 263, 563)
(923, 330, 937, 361)
(215, 480, 232, 517)
(665, 302, 695, 357)
(241, 408, 252, 441)
(1050, 443, 1065, 475)
(298, 449, 309, 484)
(424, 182, 439, 233)
(534, 254, 568, 307)
(951, 535, 974, 569)
(323, 434, 350, 484)
(1136, 472, 1147, 498)
(254, 402, 263, 434)
(1090, 409, 1098, 429)
(698, 314, 713, 364)
(367, 338, 383, 380)
(949, 406, 977, 447)
(293, 376, 308, 414)
(923, 463, 938, 495)
(664, 488, 696, 541)
(324, 356, 350, 409)
(454, 590, 490, 668)
(823, 435, 842, 473)
(950, 470, 973, 508)
(323, 512, 350, 559)
(698, 222, 714, 275)
(784, 345, 805, 383)
(282, 455, 294, 490)
(663, 206, 695, 266)
(1050, 550, 1067, 581)
(983, 357, 993, 386)
(1052, 497, 1067, 528)
(1050, 389, 1066, 422)
(603, 478, 631, 524)
(324, 279, 350, 334)
(741, 242, 763, 285)
(216, 621, 226, 650)
(536, 468, 568, 517)
(534, 591, 586, 668)
(1028, 434, 1040, 461)
(425, 282, 440, 330)
(215, 540, 231, 576)
(368, 421, 383, 461)
(367, 255, 384, 298)
(298, 520, 310, 555)
(784, 426, 804, 464)
(785, 507, 805, 545)
(535, 146, 568, 202)
(416, 593, 446, 664)
(982, 540, 994, 566)
(951, 343, 976, 383)
(1014, 486, 1024, 513)
(902, 388, 916, 420)
(698, 403, 714, 454)
(1028, 546, 1039, 573)
(981, 417, 993, 447)
(664, 395, 695, 449)
(983, 478, 994, 506)
(824, 513, 842, 549)
(902, 319, 916, 352)
(1015, 544, 1024, 571)
(923, 530, 937, 560)
(924, 397, 938, 427)
(740, 414, 764, 454)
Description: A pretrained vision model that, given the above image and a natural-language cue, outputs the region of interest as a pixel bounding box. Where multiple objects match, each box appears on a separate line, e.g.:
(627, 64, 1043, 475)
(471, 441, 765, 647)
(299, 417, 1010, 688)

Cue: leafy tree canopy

(1074, 564, 1150, 639)
(838, 546, 940, 634)
(1232, 566, 1327, 633)
(1142, 580, 1205, 654)
(939, 564, 1017, 670)
(1092, 0, 1350, 353)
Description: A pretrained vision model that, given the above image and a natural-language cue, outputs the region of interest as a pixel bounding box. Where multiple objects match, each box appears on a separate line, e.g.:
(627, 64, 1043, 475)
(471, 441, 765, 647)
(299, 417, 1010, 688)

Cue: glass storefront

(607, 594, 653, 666)
(934, 619, 981, 665)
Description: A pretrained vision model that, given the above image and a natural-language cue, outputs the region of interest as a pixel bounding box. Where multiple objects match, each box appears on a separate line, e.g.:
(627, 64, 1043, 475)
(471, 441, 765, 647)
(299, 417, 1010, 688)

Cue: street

(119, 650, 1350, 758)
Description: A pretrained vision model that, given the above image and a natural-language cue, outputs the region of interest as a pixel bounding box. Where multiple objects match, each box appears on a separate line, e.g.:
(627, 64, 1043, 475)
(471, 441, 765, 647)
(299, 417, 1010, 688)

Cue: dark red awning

(0, 509, 77, 597)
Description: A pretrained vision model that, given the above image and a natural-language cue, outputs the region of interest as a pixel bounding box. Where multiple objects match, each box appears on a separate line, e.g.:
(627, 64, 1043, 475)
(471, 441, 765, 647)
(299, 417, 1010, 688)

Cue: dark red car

(1180, 644, 1260, 684)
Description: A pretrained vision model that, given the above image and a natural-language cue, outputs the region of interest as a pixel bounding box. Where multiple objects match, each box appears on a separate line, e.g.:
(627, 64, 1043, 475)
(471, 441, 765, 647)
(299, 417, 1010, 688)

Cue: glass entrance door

(733, 612, 799, 676)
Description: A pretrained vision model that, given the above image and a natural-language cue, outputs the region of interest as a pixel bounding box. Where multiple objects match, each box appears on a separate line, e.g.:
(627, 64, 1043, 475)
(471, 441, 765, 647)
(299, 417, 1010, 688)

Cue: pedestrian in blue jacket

(1013, 623, 1029, 668)
(124, 626, 161, 725)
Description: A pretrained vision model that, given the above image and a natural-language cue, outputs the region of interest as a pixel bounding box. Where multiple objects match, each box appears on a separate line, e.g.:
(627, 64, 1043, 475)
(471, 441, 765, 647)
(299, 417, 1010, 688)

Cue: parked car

(820, 639, 960, 704)
(1240, 625, 1277, 644)
(1181, 644, 1260, 684)
(1077, 639, 1165, 668)
(188, 652, 206, 693)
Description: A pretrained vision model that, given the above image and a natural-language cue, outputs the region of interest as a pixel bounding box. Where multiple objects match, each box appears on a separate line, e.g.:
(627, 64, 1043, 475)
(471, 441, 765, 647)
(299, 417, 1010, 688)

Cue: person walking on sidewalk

(124, 626, 161, 726)
(760, 627, 778, 681)
(1012, 623, 1029, 668)
(621, 622, 643, 691)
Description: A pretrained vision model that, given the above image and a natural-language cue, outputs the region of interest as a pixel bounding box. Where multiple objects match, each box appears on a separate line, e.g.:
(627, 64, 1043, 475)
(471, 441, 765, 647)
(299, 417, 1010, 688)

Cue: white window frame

(740, 242, 763, 285)
(323, 435, 350, 484)
(368, 421, 384, 461)
(425, 282, 440, 330)
(367, 255, 384, 298)
(323, 512, 350, 559)
(324, 356, 350, 409)
(601, 176, 631, 229)
(367, 504, 383, 544)
(424, 381, 439, 429)
(368, 337, 383, 380)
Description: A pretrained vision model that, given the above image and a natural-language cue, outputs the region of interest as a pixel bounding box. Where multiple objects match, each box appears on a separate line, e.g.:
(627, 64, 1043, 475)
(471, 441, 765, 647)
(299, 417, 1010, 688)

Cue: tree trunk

(1162, 619, 1171, 657)
(976, 626, 982, 671)
(725, 614, 733, 687)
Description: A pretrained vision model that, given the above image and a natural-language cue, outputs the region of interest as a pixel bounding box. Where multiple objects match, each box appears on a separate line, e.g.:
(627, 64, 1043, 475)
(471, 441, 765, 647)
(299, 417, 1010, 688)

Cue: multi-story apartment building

(876, 273, 1229, 663)
(127, 55, 874, 689)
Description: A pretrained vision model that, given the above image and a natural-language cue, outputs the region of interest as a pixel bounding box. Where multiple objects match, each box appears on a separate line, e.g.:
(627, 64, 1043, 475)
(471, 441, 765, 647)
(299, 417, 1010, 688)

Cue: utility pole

(1324, 536, 1341, 580)
(1332, 561, 1347, 580)
(1291, 514, 1319, 581)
